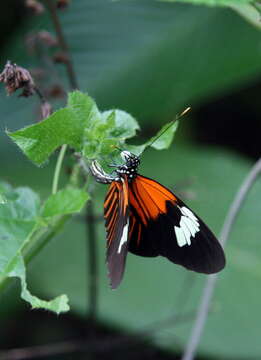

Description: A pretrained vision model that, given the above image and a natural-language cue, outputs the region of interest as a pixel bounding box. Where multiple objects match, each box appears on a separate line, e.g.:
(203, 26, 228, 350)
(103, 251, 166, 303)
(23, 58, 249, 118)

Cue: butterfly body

(90, 151, 225, 288)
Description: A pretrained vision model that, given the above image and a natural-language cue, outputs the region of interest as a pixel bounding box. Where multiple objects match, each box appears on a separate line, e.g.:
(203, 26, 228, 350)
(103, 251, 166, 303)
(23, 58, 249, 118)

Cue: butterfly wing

(128, 175, 225, 274)
(104, 176, 130, 288)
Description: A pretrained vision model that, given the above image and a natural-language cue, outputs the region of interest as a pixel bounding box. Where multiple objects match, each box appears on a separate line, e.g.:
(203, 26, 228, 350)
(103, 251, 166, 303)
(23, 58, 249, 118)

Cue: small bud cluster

(25, 0, 70, 14)
(0, 61, 35, 97)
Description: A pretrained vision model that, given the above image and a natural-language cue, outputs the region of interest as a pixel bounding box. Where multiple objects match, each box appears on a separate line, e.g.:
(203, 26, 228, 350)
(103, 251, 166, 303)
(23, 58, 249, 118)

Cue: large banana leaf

(1, 0, 261, 138)
(1, 0, 261, 357)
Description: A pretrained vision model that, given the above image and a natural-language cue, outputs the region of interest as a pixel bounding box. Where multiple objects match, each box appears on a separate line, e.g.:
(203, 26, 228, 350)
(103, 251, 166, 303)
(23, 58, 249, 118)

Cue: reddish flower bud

(53, 51, 69, 64)
(25, 0, 45, 15)
(57, 0, 70, 9)
(37, 31, 58, 47)
(40, 101, 52, 119)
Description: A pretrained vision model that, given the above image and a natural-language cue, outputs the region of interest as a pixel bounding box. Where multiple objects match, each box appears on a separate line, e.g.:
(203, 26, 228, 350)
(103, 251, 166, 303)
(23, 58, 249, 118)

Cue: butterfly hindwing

(104, 176, 130, 289)
(128, 175, 225, 274)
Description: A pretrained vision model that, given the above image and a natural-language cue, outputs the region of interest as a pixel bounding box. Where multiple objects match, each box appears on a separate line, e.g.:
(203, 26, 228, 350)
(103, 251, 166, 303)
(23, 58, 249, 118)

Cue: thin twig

(45, 0, 78, 89)
(174, 273, 196, 312)
(182, 157, 261, 360)
(33, 86, 46, 104)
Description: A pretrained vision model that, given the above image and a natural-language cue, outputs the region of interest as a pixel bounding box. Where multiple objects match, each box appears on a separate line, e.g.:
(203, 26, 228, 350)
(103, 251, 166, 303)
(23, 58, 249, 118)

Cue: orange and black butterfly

(90, 151, 225, 289)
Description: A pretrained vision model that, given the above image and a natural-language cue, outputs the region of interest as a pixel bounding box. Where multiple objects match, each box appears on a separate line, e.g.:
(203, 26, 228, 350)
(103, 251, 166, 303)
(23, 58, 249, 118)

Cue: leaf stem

(25, 215, 70, 264)
(52, 144, 67, 194)
(182, 157, 261, 360)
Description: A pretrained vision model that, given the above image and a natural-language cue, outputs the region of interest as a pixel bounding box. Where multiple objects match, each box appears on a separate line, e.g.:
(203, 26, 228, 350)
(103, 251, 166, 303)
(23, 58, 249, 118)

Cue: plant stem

(182, 157, 261, 360)
(45, 0, 99, 325)
(52, 144, 67, 194)
(25, 215, 70, 264)
(45, 0, 78, 89)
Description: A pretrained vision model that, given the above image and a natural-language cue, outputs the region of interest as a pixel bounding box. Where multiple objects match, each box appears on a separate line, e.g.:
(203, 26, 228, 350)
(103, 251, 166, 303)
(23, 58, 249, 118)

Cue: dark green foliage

(1, 0, 261, 357)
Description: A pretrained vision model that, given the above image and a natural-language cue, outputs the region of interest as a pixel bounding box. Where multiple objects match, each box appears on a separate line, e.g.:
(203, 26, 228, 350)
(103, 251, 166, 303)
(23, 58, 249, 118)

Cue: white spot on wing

(181, 216, 199, 238)
(175, 225, 187, 247)
(118, 218, 129, 253)
(174, 206, 200, 247)
(180, 217, 192, 245)
(180, 206, 198, 221)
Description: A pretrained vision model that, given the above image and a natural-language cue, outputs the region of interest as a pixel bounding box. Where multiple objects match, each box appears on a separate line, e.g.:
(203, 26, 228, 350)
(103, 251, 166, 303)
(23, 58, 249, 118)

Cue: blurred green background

(1, 0, 261, 359)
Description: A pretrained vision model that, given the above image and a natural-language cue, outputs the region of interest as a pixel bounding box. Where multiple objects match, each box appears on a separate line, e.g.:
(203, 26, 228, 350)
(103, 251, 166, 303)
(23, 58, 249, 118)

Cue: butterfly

(90, 150, 225, 289)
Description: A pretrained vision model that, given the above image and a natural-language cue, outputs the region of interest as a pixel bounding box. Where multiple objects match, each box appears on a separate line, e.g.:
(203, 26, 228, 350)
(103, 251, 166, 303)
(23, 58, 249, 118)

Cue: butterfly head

(114, 151, 140, 181)
(121, 151, 140, 167)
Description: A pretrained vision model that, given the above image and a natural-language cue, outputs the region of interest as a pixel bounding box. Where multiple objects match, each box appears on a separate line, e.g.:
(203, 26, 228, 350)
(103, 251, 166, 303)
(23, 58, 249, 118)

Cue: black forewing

(104, 176, 130, 289)
(128, 175, 225, 274)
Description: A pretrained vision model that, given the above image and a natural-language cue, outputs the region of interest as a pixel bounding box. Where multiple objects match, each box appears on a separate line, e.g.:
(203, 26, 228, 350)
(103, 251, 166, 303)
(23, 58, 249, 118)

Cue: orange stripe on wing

(138, 175, 177, 202)
(122, 175, 129, 216)
(129, 175, 177, 224)
(129, 186, 148, 225)
(104, 183, 117, 209)
(129, 216, 136, 239)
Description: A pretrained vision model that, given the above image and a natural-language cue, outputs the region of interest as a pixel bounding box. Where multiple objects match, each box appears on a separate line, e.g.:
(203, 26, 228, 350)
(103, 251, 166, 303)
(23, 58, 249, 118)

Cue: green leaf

(160, 0, 254, 7)
(146, 120, 179, 150)
(102, 109, 140, 140)
(8, 108, 76, 165)
(83, 109, 140, 159)
(0, 183, 10, 205)
(0, 184, 69, 313)
(230, 3, 261, 29)
(164, 1, 261, 30)
(0, 193, 6, 204)
(8, 92, 100, 165)
(10, 255, 69, 314)
(68, 90, 101, 131)
(123, 144, 147, 156)
(42, 188, 89, 217)
(123, 120, 178, 157)
(7, 89, 140, 164)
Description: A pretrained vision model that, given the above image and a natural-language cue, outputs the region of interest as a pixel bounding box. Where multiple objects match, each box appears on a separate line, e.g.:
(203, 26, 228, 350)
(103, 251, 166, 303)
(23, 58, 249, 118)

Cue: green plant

(0, 88, 179, 313)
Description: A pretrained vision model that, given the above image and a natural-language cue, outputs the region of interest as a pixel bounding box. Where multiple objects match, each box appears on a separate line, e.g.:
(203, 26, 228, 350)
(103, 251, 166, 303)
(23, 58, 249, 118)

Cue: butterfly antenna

(148, 106, 191, 148)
